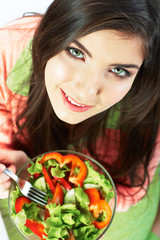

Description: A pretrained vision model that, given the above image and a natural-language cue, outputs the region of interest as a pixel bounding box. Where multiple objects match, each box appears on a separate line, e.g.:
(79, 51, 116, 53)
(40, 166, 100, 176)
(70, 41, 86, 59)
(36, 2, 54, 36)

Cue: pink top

(0, 16, 159, 211)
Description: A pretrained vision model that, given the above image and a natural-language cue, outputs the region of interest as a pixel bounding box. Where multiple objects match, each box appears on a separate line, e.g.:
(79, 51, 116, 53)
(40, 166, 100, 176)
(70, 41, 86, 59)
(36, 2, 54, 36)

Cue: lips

(60, 89, 94, 112)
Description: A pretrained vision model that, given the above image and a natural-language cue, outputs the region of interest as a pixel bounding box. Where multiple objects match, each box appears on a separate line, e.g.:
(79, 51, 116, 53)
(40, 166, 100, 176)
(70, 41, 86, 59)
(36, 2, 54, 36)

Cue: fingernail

(0, 164, 6, 172)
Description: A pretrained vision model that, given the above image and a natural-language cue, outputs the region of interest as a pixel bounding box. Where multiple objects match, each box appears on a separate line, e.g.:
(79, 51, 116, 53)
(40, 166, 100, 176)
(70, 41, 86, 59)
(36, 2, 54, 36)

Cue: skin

(45, 30, 144, 124)
(0, 150, 28, 198)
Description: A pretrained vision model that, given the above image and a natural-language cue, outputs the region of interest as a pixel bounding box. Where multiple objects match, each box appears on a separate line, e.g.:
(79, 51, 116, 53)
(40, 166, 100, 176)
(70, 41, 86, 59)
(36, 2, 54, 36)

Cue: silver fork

(3, 168, 48, 206)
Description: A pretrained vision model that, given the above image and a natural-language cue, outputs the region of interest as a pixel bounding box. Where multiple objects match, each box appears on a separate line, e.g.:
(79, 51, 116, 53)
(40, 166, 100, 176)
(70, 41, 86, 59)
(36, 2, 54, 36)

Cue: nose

(73, 67, 103, 103)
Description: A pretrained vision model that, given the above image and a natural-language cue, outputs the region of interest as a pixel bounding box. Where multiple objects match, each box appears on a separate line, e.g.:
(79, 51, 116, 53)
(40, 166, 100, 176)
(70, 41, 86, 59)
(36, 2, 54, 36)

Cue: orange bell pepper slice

(54, 176, 72, 191)
(61, 154, 87, 187)
(25, 219, 47, 238)
(52, 182, 63, 205)
(90, 199, 112, 229)
(85, 188, 112, 229)
(40, 152, 63, 164)
(15, 196, 31, 213)
(40, 152, 87, 187)
(84, 188, 100, 205)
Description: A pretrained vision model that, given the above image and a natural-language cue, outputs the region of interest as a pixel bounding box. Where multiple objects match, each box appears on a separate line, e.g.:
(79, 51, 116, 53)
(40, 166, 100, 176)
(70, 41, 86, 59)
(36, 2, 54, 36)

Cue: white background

(0, 0, 53, 27)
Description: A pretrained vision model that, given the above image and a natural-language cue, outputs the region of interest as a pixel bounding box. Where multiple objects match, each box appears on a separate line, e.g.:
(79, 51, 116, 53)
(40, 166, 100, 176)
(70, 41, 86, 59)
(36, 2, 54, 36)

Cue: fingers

(0, 149, 29, 172)
(0, 164, 16, 199)
(0, 164, 16, 183)
(0, 190, 9, 199)
(0, 163, 6, 173)
(0, 149, 29, 199)
(0, 179, 10, 198)
(0, 179, 11, 191)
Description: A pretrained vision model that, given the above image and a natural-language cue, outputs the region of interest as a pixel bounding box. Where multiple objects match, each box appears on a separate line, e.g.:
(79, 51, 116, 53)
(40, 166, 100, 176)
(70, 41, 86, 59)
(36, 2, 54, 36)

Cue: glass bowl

(8, 150, 117, 240)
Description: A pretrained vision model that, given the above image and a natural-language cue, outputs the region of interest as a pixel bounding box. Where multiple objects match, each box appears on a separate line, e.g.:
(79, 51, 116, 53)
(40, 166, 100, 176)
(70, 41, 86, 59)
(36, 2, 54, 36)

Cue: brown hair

(15, 0, 160, 196)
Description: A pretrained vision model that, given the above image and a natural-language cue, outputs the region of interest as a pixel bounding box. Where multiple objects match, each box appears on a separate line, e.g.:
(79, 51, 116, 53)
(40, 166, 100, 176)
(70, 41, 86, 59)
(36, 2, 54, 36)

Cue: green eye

(112, 67, 125, 75)
(66, 47, 84, 60)
(111, 67, 130, 78)
(70, 48, 84, 58)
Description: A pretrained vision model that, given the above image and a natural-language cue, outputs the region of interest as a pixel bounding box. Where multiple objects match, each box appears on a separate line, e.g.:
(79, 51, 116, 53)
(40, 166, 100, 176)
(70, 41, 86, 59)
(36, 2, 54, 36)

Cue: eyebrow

(110, 63, 140, 70)
(72, 41, 140, 69)
(73, 40, 92, 58)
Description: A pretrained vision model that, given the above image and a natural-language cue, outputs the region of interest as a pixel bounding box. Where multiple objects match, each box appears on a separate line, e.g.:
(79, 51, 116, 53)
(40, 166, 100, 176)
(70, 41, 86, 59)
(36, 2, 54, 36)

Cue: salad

(10, 152, 115, 240)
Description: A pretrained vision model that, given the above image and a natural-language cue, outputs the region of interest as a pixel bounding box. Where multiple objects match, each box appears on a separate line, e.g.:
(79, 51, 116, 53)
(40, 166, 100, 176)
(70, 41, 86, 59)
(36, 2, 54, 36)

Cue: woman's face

(45, 30, 144, 124)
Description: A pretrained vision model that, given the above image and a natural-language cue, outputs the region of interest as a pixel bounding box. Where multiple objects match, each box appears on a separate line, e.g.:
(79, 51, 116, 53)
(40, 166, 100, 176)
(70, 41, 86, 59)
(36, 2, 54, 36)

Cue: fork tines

(27, 186, 48, 206)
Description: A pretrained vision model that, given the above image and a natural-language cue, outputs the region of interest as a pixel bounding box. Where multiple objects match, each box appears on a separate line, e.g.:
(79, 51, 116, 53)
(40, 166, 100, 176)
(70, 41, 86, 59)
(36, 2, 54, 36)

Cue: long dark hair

(15, 0, 160, 196)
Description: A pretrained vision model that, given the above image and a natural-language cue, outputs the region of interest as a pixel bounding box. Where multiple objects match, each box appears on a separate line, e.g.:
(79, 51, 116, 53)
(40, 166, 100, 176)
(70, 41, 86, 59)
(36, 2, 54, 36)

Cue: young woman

(0, 0, 160, 239)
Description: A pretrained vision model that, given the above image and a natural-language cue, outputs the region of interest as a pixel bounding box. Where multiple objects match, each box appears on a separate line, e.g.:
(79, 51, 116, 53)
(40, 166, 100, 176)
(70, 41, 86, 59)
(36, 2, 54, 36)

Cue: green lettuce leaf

(84, 161, 114, 201)
(12, 209, 32, 236)
(10, 186, 22, 213)
(27, 157, 42, 174)
(74, 185, 90, 211)
(23, 202, 44, 221)
(73, 225, 99, 240)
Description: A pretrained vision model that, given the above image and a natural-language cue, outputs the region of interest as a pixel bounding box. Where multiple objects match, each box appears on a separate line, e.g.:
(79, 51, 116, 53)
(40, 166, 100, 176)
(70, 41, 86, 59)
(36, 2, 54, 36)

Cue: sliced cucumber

(34, 176, 47, 193)
(64, 189, 76, 204)
(83, 183, 101, 190)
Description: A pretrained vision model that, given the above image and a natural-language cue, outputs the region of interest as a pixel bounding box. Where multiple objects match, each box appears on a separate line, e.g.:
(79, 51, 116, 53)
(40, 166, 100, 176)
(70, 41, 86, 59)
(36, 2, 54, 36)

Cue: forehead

(77, 30, 145, 65)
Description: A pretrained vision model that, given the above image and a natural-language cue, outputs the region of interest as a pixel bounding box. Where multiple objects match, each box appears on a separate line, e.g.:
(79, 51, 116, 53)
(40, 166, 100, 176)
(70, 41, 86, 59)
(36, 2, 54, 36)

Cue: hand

(0, 149, 29, 199)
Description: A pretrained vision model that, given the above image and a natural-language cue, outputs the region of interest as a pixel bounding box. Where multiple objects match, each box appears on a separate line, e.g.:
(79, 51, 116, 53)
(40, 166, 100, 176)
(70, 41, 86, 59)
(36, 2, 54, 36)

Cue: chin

(62, 118, 83, 125)
(55, 113, 82, 125)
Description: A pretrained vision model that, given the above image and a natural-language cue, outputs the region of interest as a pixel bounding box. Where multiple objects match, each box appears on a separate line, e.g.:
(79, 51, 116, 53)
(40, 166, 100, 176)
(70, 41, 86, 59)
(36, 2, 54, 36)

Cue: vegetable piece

(40, 152, 87, 187)
(64, 189, 76, 204)
(83, 183, 100, 190)
(42, 165, 55, 195)
(52, 182, 64, 205)
(40, 152, 63, 164)
(91, 200, 112, 229)
(84, 188, 100, 205)
(34, 176, 47, 193)
(74, 186, 90, 211)
(85, 188, 112, 229)
(33, 172, 41, 179)
(44, 208, 50, 220)
(25, 219, 47, 238)
(62, 154, 87, 187)
(54, 176, 72, 191)
(15, 196, 31, 213)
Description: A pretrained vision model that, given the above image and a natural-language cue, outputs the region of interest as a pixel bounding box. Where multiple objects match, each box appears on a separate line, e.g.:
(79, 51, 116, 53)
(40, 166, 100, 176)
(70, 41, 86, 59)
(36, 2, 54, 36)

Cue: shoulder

(0, 16, 41, 79)
(0, 15, 41, 42)
(0, 16, 42, 93)
(0, 16, 42, 101)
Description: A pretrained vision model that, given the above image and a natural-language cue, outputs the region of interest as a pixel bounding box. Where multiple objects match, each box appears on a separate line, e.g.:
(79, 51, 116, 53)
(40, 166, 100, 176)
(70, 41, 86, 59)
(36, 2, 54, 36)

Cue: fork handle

(3, 168, 18, 183)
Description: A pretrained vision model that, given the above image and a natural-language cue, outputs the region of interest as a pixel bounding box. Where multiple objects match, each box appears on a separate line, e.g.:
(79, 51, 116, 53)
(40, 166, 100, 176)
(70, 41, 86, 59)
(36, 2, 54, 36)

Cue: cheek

(102, 81, 133, 107)
(45, 58, 70, 85)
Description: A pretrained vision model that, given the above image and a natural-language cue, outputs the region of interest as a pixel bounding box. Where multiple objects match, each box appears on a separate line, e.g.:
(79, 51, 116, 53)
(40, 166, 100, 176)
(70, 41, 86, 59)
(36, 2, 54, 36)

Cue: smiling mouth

(60, 88, 94, 112)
